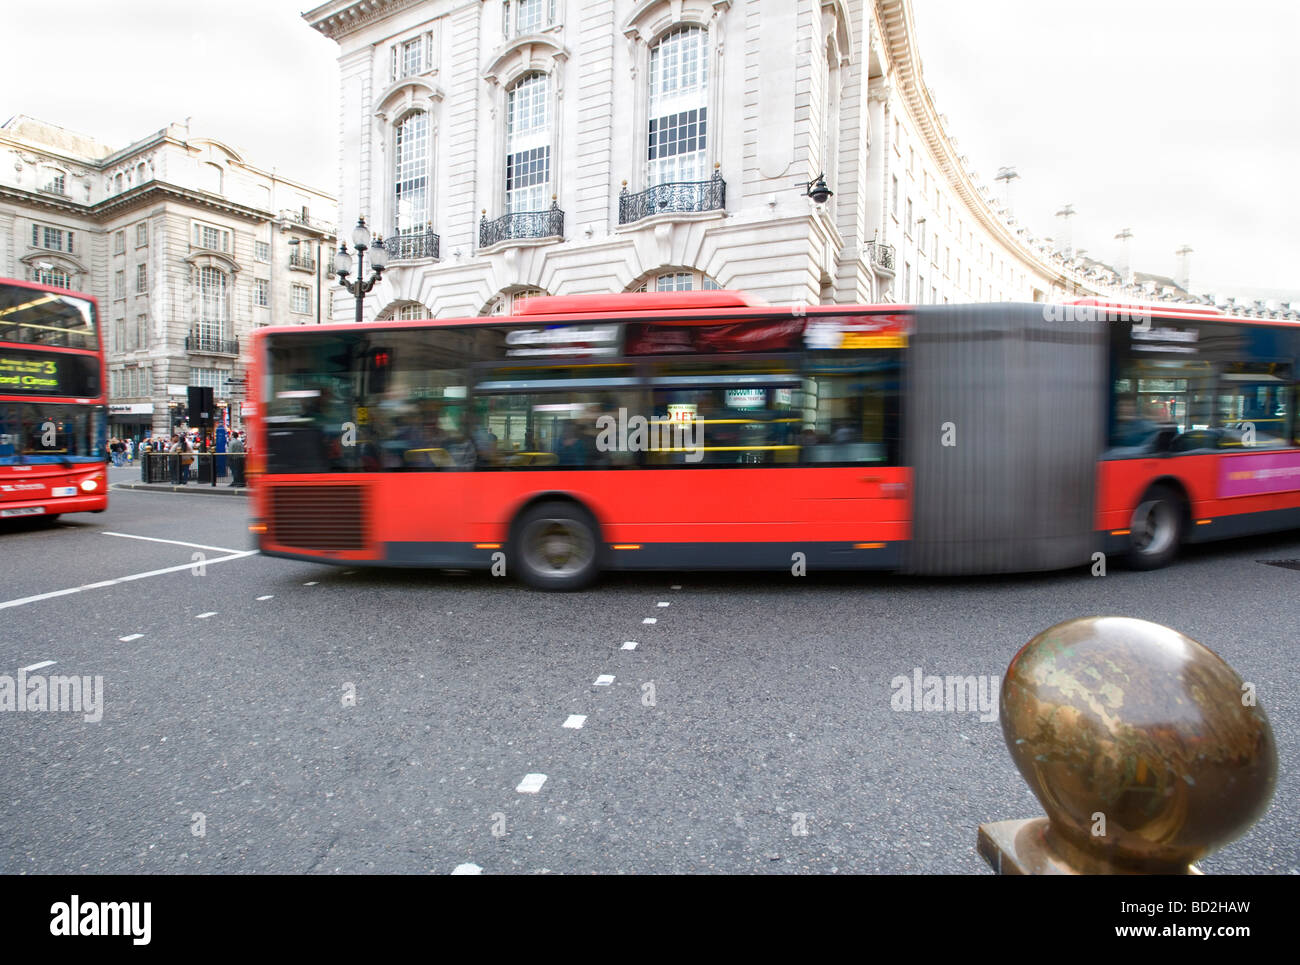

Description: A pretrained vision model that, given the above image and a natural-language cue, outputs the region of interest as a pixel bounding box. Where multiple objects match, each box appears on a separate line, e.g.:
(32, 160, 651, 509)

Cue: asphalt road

(1, 466, 1296, 874)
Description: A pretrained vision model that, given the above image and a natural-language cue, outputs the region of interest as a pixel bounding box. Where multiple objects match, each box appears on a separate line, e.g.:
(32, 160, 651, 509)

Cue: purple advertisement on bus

(1219, 451, 1300, 498)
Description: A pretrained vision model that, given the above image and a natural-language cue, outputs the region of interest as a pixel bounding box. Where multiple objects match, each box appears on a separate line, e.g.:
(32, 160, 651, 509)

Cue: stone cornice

(0, 180, 276, 226)
(874, 0, 1086, 288)
(304, 0, 435, 41)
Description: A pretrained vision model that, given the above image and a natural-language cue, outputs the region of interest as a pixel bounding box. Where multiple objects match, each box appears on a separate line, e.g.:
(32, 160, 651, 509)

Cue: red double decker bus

(247, 291, 1300, 588)
(0, 278, 108, 522)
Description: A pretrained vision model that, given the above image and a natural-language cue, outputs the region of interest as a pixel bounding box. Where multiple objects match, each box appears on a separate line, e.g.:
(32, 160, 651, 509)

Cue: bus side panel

(466, 466, 911, 545)
(1099, 451, 1300, 540)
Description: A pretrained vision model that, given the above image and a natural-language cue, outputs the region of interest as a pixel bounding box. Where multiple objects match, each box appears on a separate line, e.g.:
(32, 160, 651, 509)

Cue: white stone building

(304, 0, 1108, 322)
(0, 116, 338, 439)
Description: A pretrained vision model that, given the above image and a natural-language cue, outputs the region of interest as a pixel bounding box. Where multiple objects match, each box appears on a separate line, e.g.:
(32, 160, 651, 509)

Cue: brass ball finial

(997, 617, 1276, 873)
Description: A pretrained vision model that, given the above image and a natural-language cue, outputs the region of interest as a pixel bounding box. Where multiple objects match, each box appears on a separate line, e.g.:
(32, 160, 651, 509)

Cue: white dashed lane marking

(195, 612, 216, 619)
(594, 675, 614, 686)
(671, 585, 681, 590)
(642, 617, 657, 624)
(516, 774, 547, 794)
(19, 661, 56, 673)
(119, 634, 143, 642)
(304, 581, 319, 586)
(256, 595, 273, 601)
(657, 601, 670, 607)
(451, 863, 482, 875)
(563, 715, 587, 729)
(621, 641, 638, 650)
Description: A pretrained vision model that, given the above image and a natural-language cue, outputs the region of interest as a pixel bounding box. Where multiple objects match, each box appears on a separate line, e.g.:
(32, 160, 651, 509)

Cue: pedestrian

(229, 430, 245, 487)
(126, 437, 135, 464)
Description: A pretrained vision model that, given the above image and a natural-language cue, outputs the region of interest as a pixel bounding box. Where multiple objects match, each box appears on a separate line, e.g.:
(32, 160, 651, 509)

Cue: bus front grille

(269, 485, 367, 551)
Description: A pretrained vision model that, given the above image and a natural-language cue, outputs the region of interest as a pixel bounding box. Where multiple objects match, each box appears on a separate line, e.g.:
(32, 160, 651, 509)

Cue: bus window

(474, 389, 640, 468)
(1215, 362, 1291, 449)
(801, 353, 901, 464)
(648, 381, 800, 466)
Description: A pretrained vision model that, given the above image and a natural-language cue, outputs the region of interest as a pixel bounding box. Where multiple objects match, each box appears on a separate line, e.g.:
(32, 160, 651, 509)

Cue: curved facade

(307, 0, 1101, 319)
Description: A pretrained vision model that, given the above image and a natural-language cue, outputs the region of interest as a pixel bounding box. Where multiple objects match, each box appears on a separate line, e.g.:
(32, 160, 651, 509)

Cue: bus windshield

(0, 402, 103, 464)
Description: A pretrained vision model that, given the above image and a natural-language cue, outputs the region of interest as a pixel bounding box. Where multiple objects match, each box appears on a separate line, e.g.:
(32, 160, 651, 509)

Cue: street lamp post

(286, 236, 323, 324)
(335, 217, 388, 323)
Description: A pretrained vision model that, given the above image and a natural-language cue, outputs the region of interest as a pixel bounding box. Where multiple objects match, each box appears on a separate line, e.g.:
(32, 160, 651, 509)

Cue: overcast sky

(3, 0, 1296, 297)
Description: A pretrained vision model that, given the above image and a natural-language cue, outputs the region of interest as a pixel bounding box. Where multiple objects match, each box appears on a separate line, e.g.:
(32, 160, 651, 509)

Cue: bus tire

(511, 500, 600, 591)
(1126, 484, 1185, 570)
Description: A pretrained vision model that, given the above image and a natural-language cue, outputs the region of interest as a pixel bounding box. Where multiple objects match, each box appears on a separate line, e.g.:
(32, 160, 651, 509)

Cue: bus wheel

(512, 501, 600, 591)
(1126, 485, 1184, 570)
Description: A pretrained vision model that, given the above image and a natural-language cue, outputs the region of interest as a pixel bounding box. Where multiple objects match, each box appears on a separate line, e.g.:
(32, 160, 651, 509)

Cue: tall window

(291, 285, 311, 314)
(647, 26, 709, 186)
(505, 73, 551, 214)
(114, 231, 125, 255)
(136, 222, 149, 247)
(197, 266, 228, 342)
(255, 278, 269, 307)
(394, 111, 430, 235)
(505, 0, 555, 37)
(136, 264, 148, 294)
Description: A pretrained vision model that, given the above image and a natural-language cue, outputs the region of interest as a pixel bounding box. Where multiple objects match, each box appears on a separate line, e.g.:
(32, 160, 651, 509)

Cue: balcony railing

(279, 209, 334, 234)
(865, 240, 896, 273)
(288, 250, 316, 272)
(388, 227, 440, 262)
(619, 171, 726, 225)
(186, 334, 239, 355)
(479, 204, 564, 248)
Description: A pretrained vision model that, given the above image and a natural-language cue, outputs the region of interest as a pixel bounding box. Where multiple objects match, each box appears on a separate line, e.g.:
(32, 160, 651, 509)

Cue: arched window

(647, 26, 709, 186)
(196, 267, 229, 343)
(379, 302, 430, 321)
(631, 270, 720, 293)
(505, 73, 551, 214)
(394, 111, 431, 238)
(485, 287, 547, 315)
(32, 266, 72, 289)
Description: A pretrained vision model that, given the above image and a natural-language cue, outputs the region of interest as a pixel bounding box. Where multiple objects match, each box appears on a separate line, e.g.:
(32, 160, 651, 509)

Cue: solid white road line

(102, 531, 243, 554)
(0, 550, 257, 612)
(621, 641, 638, 650)
(119, 634, 143, 642)
(19, 660, 56, 673)
(594, 675, 614, 686)
(516, 774, 547, 794)
(563, 715, 587, 729)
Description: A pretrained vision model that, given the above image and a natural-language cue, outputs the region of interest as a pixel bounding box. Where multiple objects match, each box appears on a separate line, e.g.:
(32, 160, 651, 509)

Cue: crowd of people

(107, 429, 249, 485)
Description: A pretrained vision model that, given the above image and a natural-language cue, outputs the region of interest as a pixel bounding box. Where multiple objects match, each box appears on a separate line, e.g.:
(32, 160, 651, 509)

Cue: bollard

(978, 616, 1275, 874)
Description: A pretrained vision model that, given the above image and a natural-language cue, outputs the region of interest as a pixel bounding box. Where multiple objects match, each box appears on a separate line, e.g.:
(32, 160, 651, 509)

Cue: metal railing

(185, 334, 239, 354)
(289, 250, 316, 272)
(141, 451, 247, 487)
(865, 240, 896, 272)
(479, 204, 564, 248)
(388, 227, 440, 261)
(618, 171, 726, 225)
(279, 209, 334, 234)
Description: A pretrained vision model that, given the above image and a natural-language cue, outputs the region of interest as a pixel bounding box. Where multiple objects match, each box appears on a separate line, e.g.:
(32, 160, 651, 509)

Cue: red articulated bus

(0, 278, 108, 523)
(246, 291, 1300, 588)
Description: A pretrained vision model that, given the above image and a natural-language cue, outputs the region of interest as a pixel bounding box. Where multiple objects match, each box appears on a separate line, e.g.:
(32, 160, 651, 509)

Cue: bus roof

(516, 290, 770, 314)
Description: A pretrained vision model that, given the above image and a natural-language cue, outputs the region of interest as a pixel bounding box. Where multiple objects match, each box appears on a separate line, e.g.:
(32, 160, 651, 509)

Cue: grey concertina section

(903, 303, 1108, 575)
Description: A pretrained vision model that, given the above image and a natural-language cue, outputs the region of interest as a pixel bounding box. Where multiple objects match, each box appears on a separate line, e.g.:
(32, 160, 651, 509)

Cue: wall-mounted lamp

(800, 174, 834, 205)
